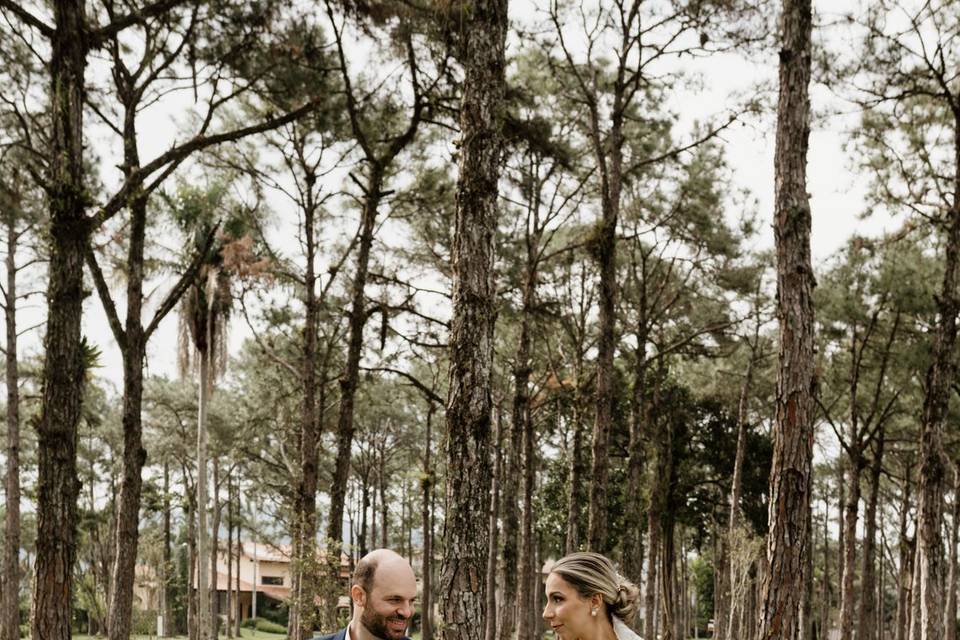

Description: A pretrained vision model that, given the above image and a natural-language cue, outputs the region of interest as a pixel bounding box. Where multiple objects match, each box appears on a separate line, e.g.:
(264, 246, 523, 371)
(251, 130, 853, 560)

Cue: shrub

(255, 618, 288, 634)
(132, 608, 159, 636)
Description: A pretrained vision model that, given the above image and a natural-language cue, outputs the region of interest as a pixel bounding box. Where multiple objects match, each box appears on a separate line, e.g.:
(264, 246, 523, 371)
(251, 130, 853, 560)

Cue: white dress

(612, 616, 643, 640)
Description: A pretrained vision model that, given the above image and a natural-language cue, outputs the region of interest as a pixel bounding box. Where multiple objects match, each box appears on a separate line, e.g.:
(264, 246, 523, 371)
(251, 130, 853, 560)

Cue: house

(133, 541, 352, 625)
(211, 541, 353, 620)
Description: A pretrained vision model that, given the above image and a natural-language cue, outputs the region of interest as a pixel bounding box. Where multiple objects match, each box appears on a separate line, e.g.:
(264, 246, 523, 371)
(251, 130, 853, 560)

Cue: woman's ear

(591, 593, 604, 610)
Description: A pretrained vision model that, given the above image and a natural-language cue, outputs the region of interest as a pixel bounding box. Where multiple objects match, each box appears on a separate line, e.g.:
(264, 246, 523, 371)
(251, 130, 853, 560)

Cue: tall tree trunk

(422, 404, 435, 640)
(913, 116, 960, 640)
(858, 435, 885, 640)
(660, 519, 676, 640)
(188, 485, 198, 640)
(2, 210, 21, 640)
(103, 96, 152, 640)
(440, 3, 507, 640)
(946, 472, 960, 640)
(379, 454, 388, 548)
(755, 0, 815, 638)
(324, 166, 383, 625)
(839, 447, 862, 640)
(820, 501, 830, 640)
(726, 347, 757, 640)
(585, 44, 627, 554)
(564, 368, 585, 555)
(197, 344, 212, 640)
(294, 196, 320, 640)
(623, 322, 649, 585)
(226, 473, 233, 639)
(210, 458, 221, 639)
(484, 415, 503, 640)
(234, 490, 241, 638)
(360, 478, 370, 559)
(32, 0, 90, 637)
(498, 239, 537, 640)
(518, 398, 536, 640)
(800, 502, 814, 640)
(163, 463, 172, 638)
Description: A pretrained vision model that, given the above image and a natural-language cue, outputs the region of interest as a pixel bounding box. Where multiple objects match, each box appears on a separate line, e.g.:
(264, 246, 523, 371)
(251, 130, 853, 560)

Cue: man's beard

(360, 607, 408, 640)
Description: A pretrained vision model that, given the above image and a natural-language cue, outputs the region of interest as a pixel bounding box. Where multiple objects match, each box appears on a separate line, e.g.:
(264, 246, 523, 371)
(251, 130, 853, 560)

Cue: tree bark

(912, 118, 960, 640)
(498, 217, 539, 640)
(755, 0, 815, 638)
(439, 3, 507, 640)
(197, 343, 212, 640)
(422, 404, 435, 640)
(2, 208, 21, 640)
(31, 1, 90, 638)
(858, 434, 885, 640)
(163, 463, 172, 638)
(946, 471, 960, 640)
(726, 339, 758, 640)
(324, 165, 383, 623)
(226, 472, 233, 639)
(294, 191, 321, 640)
(484, 414, 503, 640)
(210, 458, 221, 638)
(518, 395, 536, 640)
(839, 447, 861, 640)
(564, 385, 585, 555)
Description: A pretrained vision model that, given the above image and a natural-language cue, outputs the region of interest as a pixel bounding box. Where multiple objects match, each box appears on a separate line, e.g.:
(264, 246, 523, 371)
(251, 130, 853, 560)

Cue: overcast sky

(9, 0, 901, 393)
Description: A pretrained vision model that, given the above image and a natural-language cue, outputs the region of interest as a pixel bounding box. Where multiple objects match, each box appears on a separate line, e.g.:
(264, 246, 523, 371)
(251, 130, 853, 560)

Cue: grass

(73, 625, 425, 640)
(73, 630, 287, 640)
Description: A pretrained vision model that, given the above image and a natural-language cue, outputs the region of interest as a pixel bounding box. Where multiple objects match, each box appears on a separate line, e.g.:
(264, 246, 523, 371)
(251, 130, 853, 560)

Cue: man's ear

(351, 585, 366, 608)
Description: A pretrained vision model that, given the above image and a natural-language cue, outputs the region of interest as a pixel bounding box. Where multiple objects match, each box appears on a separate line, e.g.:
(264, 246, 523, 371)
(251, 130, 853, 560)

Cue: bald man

(318, 549, 418, 640)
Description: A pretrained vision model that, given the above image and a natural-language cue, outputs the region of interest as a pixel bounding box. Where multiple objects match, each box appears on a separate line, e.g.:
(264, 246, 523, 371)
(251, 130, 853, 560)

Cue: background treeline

(1, 2, 960, 640)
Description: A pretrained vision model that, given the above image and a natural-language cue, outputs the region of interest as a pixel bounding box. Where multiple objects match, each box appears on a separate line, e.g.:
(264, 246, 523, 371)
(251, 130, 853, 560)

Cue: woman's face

(542, 572, 598, 640)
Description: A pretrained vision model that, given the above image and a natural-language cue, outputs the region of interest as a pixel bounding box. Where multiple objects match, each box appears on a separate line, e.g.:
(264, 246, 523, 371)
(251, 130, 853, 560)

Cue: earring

(591, 608, 597, 617)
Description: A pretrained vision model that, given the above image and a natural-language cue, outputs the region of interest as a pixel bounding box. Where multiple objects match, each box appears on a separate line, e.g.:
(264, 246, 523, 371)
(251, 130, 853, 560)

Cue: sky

(9, 0, 902, 394)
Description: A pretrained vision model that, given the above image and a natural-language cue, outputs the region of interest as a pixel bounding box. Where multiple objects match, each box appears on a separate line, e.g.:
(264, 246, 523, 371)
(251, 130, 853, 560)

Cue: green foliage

(690, 555, 715, 629)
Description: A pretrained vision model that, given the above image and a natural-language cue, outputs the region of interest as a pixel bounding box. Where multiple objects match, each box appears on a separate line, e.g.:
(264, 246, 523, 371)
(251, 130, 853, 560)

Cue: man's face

(356, 562, 418, 640)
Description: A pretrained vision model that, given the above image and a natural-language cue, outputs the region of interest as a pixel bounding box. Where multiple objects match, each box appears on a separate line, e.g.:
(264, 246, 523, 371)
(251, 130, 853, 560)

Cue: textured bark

(186, 476, 198, 640)
(726, 339, 758, 640)
(755, 0, 815, 638)
(518, 395, 536, 640)
(564, 368, 586, 555)
(498, 219, 539, 640)
(911, 118, 960, 640)
(2, 210, 21, 640)
(800, 503, 813, 640)
(857, 435, 885, 640)
(839, 447, 861, 640)
(644, 468, 662, 639)
(227, 474, 234, 638)
(946, 472, 960, 640)
(105, 192, 148, 640)
(293, 185, 320, 640)
(623, 325, 649, 584)
(163, 463, 172, 637)
(820, 504, 829, 640)
(325, 168, 382, 604)
(31, 0, 89, 637)
(484, 417, 503, 640)
(422, 405, 435, 640)
(439, 2, 507, 640)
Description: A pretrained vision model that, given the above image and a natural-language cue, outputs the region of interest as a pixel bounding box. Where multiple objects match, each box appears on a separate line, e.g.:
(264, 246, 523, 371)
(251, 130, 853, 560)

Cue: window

(261, 576, 283, 586)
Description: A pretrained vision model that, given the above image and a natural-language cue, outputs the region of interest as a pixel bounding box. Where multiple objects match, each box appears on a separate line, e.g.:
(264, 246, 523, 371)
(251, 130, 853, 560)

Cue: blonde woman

(542, 552, 642, 640)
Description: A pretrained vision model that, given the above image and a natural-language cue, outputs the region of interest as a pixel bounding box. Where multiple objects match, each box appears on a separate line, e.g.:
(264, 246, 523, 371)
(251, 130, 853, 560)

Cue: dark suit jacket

(316, 625, 411, 640)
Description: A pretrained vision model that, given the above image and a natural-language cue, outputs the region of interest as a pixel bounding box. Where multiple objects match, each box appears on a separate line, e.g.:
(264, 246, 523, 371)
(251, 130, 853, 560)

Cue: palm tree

(179, 226, 232, 640)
